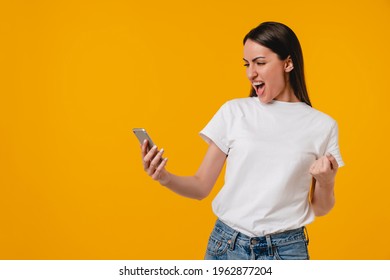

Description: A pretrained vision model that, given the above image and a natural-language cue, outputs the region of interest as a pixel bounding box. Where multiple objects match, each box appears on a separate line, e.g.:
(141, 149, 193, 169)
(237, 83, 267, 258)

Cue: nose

(247, 65, 258, 80)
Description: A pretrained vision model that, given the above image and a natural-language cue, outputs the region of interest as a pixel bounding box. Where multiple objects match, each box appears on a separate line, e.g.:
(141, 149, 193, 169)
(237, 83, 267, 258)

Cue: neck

(274, 85, 299, 103)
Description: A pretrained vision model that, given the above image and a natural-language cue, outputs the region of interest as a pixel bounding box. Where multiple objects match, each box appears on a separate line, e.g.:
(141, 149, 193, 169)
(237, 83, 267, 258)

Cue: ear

(284, 56, 294, 72)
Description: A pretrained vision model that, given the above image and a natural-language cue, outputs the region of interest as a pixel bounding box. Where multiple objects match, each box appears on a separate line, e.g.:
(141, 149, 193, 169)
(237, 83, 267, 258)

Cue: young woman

(140, 22, 344, 260)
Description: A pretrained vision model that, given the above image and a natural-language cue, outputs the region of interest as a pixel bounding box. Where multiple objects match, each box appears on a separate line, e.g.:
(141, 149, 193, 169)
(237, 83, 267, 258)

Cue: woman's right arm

(140, 140, 226, 200)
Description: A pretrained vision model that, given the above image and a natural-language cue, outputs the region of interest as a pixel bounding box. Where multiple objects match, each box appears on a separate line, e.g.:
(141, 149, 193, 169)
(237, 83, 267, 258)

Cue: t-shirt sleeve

(325, 121, 345, 167)
(199, 102, 230, 155)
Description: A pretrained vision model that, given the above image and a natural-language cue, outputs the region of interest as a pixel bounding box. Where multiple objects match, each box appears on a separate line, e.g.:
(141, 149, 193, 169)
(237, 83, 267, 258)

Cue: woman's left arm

(309, 153, 339, 216)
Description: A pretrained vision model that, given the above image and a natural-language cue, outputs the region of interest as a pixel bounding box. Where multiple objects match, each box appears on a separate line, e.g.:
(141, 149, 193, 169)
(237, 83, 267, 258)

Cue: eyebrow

(243, 56, 266, 62)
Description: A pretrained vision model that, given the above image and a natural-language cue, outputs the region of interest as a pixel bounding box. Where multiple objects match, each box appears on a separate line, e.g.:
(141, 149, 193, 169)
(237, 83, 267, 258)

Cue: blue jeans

(205, 219, 310, 260)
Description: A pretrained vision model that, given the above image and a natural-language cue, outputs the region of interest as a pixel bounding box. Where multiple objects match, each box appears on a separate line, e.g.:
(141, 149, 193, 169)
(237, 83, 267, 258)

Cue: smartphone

(132, 128, 155, 150)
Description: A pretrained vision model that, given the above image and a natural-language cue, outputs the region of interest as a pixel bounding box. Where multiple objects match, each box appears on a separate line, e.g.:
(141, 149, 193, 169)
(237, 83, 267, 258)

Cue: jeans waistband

(214, 219, 309, 252)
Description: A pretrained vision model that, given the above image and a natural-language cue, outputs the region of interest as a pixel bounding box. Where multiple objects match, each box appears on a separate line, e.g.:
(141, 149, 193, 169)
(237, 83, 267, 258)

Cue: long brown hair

(243, 22, 312, 107)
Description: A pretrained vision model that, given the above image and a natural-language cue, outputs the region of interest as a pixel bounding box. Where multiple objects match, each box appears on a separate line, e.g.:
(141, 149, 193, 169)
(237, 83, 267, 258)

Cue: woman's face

(243, 39, 297, 103)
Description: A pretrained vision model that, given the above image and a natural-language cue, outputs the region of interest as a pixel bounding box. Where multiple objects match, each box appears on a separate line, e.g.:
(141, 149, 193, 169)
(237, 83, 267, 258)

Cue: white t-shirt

(200, 97, 344, 237)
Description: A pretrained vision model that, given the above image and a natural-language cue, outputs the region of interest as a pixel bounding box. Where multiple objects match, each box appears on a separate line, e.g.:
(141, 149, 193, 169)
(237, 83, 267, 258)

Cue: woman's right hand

(141, 139, 169, 184)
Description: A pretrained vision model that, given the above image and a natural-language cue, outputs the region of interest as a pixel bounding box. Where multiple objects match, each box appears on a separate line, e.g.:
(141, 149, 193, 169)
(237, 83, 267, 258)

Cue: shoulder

(306, 106, 338, 130)
(309, 106, 335, 121)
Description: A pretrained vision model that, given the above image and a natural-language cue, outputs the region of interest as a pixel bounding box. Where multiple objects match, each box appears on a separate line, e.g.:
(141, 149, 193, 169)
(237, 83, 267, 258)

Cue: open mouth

(253, 81, 265, 93)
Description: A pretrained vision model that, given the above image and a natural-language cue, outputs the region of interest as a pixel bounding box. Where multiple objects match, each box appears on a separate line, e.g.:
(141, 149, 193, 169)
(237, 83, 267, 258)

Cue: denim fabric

(205, 219, 309, 260)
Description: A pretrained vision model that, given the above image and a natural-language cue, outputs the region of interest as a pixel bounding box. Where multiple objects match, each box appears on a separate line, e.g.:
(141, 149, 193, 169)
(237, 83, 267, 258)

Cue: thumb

(326, 153, 339, 170)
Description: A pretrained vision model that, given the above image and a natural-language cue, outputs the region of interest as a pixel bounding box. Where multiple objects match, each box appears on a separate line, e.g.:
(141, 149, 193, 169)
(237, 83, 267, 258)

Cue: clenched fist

(310, 153, 338, 188)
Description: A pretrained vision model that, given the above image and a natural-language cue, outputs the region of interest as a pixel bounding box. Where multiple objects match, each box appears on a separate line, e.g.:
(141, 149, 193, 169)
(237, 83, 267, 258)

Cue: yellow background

(1, 0, 389, 260)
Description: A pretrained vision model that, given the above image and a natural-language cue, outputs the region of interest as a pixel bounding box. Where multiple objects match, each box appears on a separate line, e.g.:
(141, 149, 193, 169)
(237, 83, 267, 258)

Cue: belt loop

(228, 231, 239, 251)
(266, 235, 273, 256)
(304, 226, 310, 245)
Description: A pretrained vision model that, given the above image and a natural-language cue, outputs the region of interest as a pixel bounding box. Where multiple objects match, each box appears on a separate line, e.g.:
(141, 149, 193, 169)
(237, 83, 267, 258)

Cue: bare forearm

(311, 180, 335, 216)
(309, 154, 340, 216)
(159, 171, 211, 200)
(141, 141, 226, 201)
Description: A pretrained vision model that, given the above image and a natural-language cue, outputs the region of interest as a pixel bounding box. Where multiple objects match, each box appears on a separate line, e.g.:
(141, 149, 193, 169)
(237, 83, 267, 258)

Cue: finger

(310, 157, 326, 176)
(309, 164, 315, 175)
(309, 159, 318, 174)
(326, 153, 339, 170)
(150, 148, 164, 169)
(143, 145, 158, 169)
(147, 148, 164, 176)
(141, 139, 149, 157)
(152, 158, 168, 180)
(321, 156, 331, 171)
(319, 155, 334, 170)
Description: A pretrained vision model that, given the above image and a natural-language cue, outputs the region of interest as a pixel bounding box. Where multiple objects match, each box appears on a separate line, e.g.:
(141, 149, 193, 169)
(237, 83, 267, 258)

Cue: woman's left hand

(310, 153, 339, 188)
